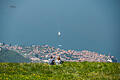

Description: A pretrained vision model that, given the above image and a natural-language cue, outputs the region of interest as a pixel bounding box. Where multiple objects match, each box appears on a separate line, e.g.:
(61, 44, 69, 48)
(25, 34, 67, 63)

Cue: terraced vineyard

(0, 62, 120, 80)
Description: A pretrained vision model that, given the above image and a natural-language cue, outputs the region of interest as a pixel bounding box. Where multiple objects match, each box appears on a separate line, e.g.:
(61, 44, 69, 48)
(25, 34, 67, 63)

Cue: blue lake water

(0, 0, 120, 62)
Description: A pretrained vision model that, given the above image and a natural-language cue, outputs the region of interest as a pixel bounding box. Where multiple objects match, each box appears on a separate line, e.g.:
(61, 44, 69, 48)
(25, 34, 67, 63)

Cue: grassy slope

(0, 62, 120, 80)
(0, 48, 31, 63)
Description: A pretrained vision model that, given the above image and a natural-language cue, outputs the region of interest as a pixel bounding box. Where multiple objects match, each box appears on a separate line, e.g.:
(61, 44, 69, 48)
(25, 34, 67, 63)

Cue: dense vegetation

(0, 48, 31, 63)
(0, 62, 120, 80)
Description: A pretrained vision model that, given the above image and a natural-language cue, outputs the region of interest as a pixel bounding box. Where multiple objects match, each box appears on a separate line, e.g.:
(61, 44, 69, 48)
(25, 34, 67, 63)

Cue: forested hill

(0, 48, 31, 63)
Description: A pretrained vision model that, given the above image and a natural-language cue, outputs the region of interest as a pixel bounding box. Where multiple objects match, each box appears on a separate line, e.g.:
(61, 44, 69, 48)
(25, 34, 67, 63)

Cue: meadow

(0, 62, 120, 80)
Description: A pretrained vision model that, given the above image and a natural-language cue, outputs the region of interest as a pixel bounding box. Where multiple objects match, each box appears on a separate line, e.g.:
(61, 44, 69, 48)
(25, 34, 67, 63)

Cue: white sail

(58, 32, 61, 36)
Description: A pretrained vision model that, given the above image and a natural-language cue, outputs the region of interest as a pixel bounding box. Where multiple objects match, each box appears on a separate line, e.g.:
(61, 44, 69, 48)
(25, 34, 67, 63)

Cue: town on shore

(0, 42, 117, 63)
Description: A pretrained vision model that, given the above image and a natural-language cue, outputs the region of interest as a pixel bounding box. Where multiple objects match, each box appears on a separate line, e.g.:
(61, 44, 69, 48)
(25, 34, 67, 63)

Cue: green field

(0, 62, 120, 80)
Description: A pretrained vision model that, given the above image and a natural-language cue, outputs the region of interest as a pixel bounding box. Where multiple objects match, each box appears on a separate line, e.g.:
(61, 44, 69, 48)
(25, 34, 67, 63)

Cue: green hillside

(0, 48, 31, 63)
(0, 62, 120, 80)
